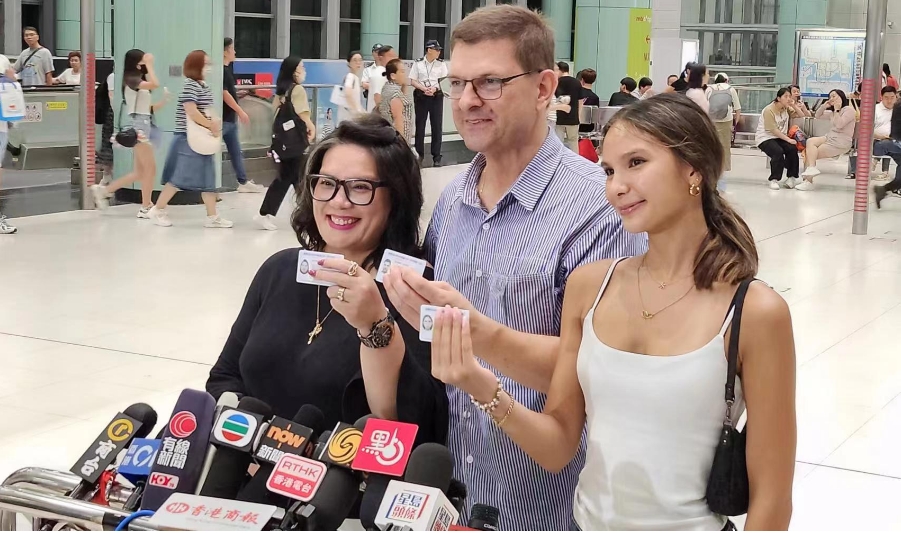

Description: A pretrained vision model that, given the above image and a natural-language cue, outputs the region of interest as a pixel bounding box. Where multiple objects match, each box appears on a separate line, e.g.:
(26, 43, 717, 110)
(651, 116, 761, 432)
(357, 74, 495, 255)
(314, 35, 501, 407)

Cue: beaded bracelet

(494, 396, 516, 428)
(469, 377, 503, 414)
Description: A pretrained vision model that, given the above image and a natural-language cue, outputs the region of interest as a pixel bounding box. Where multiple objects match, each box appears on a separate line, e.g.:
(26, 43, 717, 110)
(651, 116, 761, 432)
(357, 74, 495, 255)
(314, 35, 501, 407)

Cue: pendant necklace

(308, 287, 336, 344)
(638, 257, 695, 319)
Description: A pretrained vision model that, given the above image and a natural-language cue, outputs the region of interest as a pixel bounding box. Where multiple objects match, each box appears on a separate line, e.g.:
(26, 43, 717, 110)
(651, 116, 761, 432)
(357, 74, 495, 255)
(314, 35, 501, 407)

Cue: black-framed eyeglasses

(439, 71, 538, 100)
(309, 174, 389, 206)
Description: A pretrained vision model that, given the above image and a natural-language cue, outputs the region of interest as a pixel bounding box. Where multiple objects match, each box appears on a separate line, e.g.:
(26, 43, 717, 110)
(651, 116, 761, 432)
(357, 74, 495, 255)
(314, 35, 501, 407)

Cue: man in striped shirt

(384, 5, 646, 530)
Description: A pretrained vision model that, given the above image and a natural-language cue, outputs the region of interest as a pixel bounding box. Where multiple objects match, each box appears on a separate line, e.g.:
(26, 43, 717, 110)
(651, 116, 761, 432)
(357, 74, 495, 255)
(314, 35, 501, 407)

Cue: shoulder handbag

(186, 110, 222, 155)
(114, 99, 138, 148)
(705, 278, 753, 517)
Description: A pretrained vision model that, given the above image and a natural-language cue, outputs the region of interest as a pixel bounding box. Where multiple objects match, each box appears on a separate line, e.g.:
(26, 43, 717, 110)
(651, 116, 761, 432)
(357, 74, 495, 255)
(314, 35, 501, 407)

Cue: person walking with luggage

(255, 56, 315, 231)
(410, 40, 448, 166)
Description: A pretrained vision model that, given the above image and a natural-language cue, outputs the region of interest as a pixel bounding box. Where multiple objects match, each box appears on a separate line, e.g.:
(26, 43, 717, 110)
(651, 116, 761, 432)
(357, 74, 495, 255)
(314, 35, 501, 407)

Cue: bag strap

(724, 279, 754, 425)
(16, 47, 42, 74)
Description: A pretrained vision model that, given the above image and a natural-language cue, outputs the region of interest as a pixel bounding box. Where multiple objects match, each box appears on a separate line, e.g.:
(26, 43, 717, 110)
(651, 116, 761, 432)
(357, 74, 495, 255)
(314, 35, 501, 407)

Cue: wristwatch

(358, 310, 395, 349)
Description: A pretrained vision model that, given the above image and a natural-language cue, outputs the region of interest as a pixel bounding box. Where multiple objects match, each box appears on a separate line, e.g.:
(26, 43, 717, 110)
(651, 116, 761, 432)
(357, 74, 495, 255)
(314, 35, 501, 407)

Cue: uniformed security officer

(361, 43, 383, 101)
(410, 40, 448, 166)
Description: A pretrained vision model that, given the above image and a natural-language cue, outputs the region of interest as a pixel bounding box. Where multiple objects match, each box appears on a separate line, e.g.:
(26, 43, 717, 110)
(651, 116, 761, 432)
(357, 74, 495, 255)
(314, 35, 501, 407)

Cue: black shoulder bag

(705, 278, 753, 517)
(271, 84, 309, 161)
(114, 99, 138, 148)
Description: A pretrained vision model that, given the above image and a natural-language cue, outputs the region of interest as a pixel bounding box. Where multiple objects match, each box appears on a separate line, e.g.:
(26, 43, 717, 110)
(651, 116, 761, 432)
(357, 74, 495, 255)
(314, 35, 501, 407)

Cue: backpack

(271, 84, 309, 161)
(0, 76, 25, 122)
(708, 85, 733, 121)
(95, 75, 111, 124)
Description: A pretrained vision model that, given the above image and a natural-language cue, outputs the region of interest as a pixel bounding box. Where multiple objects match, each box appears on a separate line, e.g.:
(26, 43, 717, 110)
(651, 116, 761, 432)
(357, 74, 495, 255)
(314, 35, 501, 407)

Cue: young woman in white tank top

(430, 94, 797, 530)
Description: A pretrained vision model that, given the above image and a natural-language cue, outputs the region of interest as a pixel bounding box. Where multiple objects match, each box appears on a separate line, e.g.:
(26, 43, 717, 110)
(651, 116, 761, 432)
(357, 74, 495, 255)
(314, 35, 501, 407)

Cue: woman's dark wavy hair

(291, 114, 424, 271)
(829, 88, 849, 109)
(602, 93, 758, 289)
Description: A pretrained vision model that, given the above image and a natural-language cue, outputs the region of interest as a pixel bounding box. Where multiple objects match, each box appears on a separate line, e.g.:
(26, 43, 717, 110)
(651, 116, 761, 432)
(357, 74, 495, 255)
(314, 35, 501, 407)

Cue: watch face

(361, 314, 395, 349)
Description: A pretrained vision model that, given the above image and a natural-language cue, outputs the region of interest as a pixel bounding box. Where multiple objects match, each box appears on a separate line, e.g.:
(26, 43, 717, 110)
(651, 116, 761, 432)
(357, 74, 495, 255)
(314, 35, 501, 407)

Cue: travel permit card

(419, 305, 469, 343)
(375, 249, 427, 283)
(297, 250, 344, 287)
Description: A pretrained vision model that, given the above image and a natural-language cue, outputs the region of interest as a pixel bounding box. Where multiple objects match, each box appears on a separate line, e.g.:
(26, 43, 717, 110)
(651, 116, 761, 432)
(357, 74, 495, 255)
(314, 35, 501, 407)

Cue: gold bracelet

(494, 394, 516, 428)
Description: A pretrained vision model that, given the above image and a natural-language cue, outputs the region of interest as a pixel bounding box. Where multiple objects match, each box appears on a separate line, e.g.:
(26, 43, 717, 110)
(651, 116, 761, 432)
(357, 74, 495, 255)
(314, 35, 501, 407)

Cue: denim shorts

(129, 113, 160, 145)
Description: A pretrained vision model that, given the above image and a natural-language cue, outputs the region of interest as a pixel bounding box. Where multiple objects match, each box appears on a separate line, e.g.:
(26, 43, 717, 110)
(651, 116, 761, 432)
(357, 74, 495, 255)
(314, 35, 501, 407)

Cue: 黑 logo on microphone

(352, 419, 418, 477)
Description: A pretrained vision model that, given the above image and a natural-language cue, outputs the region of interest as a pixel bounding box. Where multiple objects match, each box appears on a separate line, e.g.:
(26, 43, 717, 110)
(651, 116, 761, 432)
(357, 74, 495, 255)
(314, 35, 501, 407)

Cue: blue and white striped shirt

(425, 131, 647, 530)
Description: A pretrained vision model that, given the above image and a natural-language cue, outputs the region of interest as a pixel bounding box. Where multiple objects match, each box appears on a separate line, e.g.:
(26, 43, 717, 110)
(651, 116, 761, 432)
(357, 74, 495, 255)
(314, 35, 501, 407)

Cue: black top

(671, 77, 689, 93)
(890, 104, 901, 141)
(206, 249, 448, 447)
(609, 92, 639, 107)
(555, 75, 583, 126)
(223, 63, 238, 123)
(579, 87, 600, 133)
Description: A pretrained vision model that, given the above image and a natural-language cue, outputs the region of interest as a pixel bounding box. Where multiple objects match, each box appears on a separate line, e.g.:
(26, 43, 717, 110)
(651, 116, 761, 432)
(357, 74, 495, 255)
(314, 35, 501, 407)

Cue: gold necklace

(637, 258, 695, 319)
(640, 255, 694, 290)
(308, 287, 336, 344)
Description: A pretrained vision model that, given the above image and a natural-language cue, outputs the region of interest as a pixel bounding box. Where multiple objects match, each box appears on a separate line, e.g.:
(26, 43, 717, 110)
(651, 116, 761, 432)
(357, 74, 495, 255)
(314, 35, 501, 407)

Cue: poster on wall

(627, 9, 652, 81)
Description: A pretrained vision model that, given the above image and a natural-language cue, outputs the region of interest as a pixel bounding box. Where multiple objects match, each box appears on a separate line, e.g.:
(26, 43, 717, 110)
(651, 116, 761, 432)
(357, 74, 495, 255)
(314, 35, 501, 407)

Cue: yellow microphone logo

(327, 427, 362, 465)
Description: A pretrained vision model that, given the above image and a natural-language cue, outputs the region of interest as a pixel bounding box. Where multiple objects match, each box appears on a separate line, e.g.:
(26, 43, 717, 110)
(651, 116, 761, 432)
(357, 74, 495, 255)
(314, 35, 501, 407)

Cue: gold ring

(336, 287, 347, 302)
(347, 262, 359, 277)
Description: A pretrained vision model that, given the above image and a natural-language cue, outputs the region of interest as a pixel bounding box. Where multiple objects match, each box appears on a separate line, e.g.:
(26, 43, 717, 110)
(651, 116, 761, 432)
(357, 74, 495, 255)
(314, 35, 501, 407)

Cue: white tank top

(573, 258, 745, 531)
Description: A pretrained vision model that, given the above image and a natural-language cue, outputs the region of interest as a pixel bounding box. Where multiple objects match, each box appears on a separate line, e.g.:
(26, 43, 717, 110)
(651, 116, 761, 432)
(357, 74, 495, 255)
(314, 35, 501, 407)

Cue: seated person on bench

(756, 88, 803, 191)
(798, 89, 856, 191)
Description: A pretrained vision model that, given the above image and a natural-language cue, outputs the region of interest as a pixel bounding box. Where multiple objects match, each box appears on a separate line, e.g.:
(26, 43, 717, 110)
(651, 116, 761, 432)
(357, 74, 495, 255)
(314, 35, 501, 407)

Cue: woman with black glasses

(207, 115, 447, 445)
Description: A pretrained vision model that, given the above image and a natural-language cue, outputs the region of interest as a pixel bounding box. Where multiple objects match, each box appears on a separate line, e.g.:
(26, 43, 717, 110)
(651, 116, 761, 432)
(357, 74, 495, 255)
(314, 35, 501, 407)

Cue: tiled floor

(1, 150, 901, 529)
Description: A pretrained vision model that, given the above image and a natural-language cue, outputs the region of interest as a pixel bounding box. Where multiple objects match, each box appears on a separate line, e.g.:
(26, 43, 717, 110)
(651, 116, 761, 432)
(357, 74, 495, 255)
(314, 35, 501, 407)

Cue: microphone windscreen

(403, 443, 454, 494)
(218, 391, 240, 409)
(306, 466, 363, 531)
(199, 396, 272, 499)
(123, 403, 158, 439)
(140, 389, 217, 511)
(354, 414, 376, 430)
(359, 474, 392, 530)
(312, 430, 332, 461)
(293, 404, 326, 438)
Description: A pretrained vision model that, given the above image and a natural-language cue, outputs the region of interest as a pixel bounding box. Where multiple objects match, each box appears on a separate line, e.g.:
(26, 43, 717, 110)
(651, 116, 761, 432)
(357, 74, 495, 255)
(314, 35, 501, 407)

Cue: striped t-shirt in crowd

(424, 131, 647, 531)
(175, 78, 213, 134)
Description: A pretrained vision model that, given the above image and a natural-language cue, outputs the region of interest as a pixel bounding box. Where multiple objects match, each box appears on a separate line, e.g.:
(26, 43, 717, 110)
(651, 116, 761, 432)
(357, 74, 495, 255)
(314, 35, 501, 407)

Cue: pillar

(775, 0, 827, 85)
(55, 0, 114, 57)
(362, 0, 401, 53)
(544, 0, 573, 61)
(650, 0, 682, 90)
(112, 0, 225, 201)
(4, 0, 21, 56)
(575, 0, 651, 98)
(886, 1, 901, 77)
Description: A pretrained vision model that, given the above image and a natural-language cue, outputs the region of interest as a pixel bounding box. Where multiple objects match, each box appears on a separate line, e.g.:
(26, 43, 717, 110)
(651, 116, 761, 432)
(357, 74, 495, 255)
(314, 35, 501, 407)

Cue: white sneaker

(254, 214, 278, 231)
(149, 207, 172, 227)
(205, 215, 234, 228)
(801, 166, 821, 178)
(91, 184, 110, 210)
(795, 179, 815, 191)
(784, 177, 799, 189)
(136, 205, 153, 219)
(768, 180, 782, 190)
(0, 215, 17, 235)
(237, 181, 265, 193)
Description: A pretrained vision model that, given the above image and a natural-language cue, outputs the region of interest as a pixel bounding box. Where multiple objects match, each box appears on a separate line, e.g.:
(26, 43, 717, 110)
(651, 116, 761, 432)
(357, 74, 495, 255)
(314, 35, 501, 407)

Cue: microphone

(140, 389, 217, 511)
(403, 443, 454, 494)
(69, 403, 158, 499)
(446, 479, 467, 514)
(361, 442, 453, 530)
(195, 391, 239, 493)
(311, 430, 332, 461)
(467, 504, 500, 531)
(198, 396, 272, 499)
(374, 480, 460, 531)
(117, 438, 161, 511)
(303, 464, 364, 530)
(237, 404, 325, 506)
(320, 415, 368, 469)
(351, 417, 419, 477)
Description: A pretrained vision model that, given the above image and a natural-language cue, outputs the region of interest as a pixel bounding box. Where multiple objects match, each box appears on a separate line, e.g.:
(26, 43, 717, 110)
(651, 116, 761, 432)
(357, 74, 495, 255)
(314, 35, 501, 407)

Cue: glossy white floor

(1, 152, 900, 530)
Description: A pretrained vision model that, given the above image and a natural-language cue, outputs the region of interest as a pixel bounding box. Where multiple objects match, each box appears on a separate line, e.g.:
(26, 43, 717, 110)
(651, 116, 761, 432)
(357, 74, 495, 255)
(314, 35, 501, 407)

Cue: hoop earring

(689, 182, 701, 196)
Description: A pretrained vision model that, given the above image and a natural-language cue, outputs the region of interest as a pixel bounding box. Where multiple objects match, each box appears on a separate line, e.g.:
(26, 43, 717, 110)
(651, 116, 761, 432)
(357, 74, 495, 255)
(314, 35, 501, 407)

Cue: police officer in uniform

(410, 40, 448, 166)
(361, 43, 383, 101)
